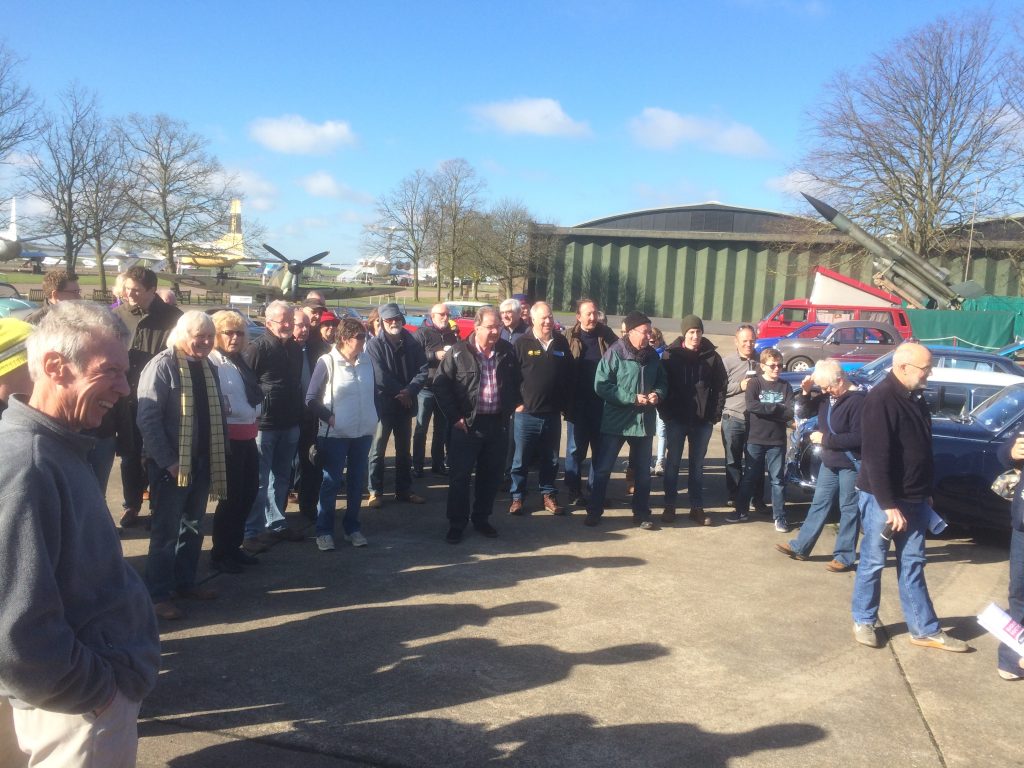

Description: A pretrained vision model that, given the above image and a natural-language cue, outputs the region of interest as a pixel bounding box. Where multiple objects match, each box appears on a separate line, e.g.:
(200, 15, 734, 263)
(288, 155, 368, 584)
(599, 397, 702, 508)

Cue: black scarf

(228, 350, 264, 407)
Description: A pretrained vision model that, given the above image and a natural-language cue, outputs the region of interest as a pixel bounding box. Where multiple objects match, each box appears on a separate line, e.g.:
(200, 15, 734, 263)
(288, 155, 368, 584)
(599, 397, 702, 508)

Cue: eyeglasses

(349, 333, 367, 342)
(383, 317, 403, 324)
(904, 362, 932, 373)
(763, 363, 782, 369)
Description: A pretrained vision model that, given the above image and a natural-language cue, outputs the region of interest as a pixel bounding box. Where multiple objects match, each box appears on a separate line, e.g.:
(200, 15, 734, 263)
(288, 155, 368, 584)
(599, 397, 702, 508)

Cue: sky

(2, 0, 1018, 268)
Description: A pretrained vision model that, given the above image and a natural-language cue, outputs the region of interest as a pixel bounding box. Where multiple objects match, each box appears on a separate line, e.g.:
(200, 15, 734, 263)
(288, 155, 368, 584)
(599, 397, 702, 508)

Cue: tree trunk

(94, 236, 107, 293)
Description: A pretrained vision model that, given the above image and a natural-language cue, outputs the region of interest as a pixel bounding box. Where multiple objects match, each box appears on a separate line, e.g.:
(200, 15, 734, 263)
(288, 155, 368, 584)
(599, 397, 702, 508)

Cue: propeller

(262, 243, 330, 301)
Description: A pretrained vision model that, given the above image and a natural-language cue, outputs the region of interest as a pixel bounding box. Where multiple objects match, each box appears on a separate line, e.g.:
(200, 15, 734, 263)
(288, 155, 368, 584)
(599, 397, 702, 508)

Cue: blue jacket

(365, 328, 429, 415)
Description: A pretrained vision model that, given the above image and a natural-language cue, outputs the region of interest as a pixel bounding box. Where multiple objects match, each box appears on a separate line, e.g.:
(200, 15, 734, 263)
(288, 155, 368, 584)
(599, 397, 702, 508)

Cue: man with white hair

(0, 302, 160, 767)
(851, 342, 969, 652)
(242, 300, 306, 550)
(413, 303, 459, 477)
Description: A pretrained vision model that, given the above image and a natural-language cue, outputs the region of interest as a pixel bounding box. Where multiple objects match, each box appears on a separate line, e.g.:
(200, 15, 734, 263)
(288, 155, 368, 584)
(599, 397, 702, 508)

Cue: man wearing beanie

(657, 314, 727, 526)
(366, 302, 429, 506)
(0, 318, 33, 416)
(585, 310, 667, 529)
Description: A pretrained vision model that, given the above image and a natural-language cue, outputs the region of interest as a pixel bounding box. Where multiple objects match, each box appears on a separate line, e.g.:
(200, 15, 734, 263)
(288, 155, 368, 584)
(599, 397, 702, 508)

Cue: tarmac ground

(99, 347, 1019, 767)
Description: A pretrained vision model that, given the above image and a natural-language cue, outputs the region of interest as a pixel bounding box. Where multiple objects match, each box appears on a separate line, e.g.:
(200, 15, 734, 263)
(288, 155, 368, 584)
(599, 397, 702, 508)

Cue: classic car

(774, 320, 902, 373)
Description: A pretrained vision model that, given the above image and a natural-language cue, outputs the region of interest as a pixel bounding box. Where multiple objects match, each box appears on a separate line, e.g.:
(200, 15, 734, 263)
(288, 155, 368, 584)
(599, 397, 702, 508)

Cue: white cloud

(765, 170, 827, 198)
(470, 98, 590, 137)
(227, 168, 277, 212)
(249, 115, 357, 155)
(628, 108, 771, 156)
(298, 171, 373, 204)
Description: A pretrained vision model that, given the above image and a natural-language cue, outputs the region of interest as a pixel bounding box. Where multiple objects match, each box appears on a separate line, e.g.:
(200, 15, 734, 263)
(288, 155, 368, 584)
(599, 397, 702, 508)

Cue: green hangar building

(530, 202, 1024, 322)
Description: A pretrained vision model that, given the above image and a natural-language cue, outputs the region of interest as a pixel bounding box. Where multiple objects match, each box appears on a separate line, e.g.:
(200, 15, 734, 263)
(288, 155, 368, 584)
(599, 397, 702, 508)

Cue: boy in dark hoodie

(727, 347, 795, 531)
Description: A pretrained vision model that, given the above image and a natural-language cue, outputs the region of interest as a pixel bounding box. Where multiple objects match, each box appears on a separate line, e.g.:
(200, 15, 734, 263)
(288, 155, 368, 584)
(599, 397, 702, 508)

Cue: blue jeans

(662, 420, 714, 508)
(565, 398, 602, 495)
(851, 491, 940, 638)
(510, 411, 561, 500)
(317, 434, 372, 537)
(246, 425, 300, 538)
(413, 388, 448, 470)
(789, 464, 860, 565)
(654, 416, 666, 466)
(586, 433, 653, 520)
(736, 443, 786, 521)
(145, 456, 210, 602)
(447, 413, 506, 529)
(720, 414, 764, 504)
(999, 526, 1024, 675)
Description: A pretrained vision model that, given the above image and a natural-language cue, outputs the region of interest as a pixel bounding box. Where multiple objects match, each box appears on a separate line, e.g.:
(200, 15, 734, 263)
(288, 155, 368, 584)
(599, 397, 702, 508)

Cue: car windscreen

(850, 352, 894, 386)
(969, 382, 1024, 433)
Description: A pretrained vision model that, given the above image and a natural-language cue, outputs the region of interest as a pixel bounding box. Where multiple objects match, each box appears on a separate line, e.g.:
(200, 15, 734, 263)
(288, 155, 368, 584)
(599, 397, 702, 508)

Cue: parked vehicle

(403, 301, 489, 340)
(788, 371, 1024, 531)
(754, 322, 828, 354)
(0, 282, 38, 319)
(774, 320, 902, 373)
(758, 300, 912, 341)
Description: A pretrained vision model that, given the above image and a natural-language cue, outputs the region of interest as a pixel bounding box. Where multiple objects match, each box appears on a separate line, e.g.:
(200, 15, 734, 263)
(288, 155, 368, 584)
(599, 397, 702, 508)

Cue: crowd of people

(0, 266, 1020, 766)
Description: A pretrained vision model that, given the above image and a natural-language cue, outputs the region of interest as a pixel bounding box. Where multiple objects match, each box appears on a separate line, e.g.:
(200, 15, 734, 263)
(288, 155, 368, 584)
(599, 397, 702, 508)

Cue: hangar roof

(574, 201, 816, 236)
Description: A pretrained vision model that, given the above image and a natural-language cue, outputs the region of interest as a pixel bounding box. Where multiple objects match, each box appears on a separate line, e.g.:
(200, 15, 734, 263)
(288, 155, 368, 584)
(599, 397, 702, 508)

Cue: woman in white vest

(305, 318, 378, 550)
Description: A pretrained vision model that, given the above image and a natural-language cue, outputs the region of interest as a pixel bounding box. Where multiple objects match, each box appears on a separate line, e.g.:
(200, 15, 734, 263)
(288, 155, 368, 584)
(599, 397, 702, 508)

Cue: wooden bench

(177, 289, 191, 305)
(204, 291, 225, 305)
(28, 289, 44, 302)
(92, 289, 114, 304)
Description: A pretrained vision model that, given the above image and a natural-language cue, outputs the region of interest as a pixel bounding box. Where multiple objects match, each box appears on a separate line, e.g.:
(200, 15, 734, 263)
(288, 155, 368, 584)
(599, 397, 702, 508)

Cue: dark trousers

(368, 406, 414, 496)
(120, 421, 148, 511)
(294, 414, 322, 520)
(720, 413, 763, 504)
(212, 438, 259, 560)
(145, 456, 210, 602)
(587, 433, 654, 520)
(413, 388, 449, 470)
(447, 414, 507, 529)
(564, 397, 603, 496)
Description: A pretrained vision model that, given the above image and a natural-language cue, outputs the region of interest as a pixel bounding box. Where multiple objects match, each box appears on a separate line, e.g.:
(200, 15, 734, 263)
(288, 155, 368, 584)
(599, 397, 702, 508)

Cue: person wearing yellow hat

(0, 318, 33, 417)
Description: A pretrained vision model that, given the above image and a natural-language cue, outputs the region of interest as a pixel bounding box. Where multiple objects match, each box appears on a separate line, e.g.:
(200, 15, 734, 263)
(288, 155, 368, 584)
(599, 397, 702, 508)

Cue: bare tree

(799, 13, 1024, 257)
(364, 169, 436, 301)
(0, 43, 39, 165)
(24, 85, 105, 275)
(121, 113, 236, 274)
(428, 158, 484, 301)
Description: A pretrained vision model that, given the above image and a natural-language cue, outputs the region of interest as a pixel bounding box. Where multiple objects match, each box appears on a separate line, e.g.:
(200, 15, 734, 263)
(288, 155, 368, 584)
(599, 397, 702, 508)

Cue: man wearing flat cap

(585, 310, 668, 530)
(365, 302, 429, 507)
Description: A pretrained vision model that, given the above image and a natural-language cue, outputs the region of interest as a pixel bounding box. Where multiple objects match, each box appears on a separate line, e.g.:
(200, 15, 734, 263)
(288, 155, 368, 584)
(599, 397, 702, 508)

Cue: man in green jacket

(585, 311, 668, 530)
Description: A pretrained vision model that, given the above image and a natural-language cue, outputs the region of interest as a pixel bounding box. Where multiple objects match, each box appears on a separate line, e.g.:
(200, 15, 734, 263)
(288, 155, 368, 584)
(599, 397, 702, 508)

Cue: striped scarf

(175, 349, 227, 500)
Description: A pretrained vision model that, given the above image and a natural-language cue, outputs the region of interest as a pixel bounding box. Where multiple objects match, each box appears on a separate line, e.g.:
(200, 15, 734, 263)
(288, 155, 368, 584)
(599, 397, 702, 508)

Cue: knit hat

(0, 319, 32, 377)
(319, 310, 340, 326)
(622, 311, 652, 333)
(379, 302, 404, 322)
(680, 314, 704, 334)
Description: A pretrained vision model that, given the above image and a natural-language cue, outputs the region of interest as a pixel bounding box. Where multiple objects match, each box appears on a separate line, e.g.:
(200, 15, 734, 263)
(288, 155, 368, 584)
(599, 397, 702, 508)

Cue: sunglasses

(763, 363, 782, 369)
(348, 333, 367, 342)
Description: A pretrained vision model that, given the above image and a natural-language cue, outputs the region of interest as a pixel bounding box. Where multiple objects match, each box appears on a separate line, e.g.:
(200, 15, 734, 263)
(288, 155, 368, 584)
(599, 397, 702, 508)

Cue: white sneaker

(653, 461, 664, 477)
(316, 534, 335, 551)
(345, 531, 368, 547)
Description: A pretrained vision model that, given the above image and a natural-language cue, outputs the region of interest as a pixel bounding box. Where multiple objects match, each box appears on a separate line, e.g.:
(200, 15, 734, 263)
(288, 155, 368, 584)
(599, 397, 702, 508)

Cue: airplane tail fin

(2, 199, 16, 241)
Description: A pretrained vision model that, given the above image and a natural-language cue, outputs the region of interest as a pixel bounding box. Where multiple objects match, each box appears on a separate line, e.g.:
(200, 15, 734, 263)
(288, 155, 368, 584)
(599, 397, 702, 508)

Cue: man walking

(564, 298, 617, 506)
(366, 302, 429, 507)
(510, 301, 574, 516)
(434, 307, 519, 543)
(720, 324, 766, 512)
(0, 302, 160, 767)
(413, 303, 458, 477)
(585, 311, 667, 530)
(851, 342, 969, 652)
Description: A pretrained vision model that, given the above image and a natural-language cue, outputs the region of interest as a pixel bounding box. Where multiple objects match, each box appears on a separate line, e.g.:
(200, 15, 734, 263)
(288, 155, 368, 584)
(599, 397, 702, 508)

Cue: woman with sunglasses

(727, 347, 795, 531)
(305, 318, 377, 551)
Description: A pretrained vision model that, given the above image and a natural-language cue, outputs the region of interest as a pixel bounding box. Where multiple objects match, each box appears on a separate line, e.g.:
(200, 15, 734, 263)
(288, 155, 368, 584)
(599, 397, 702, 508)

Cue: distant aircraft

(177, 199, 253, 270)
(0, 200, 57, 273)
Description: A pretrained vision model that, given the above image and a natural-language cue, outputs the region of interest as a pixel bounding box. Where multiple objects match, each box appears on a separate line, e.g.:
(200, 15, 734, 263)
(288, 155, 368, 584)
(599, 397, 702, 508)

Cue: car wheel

(786, 356, 813, 372)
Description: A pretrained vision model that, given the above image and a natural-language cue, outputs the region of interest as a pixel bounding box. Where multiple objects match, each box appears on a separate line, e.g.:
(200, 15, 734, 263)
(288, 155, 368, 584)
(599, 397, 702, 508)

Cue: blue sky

(3, 0, 1015, 267)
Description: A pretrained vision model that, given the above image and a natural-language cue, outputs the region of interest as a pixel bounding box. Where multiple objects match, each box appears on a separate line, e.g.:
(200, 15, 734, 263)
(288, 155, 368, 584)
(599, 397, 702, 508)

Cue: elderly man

(510, 301, 574, 515)
(413, 303, 459, 477)
(137, 311, 227, 620)
(776, 359, 864, 570)
(498, 297, 530, 489)
(242, 300, 306, 550)
(564, 299, 617, 505)
(292, 309, 321, 520)
(366, 302, 429, 506)
(585, 311, 668, 530)
(434, 307, 520, 543)
(720, 323, 766, 513)
(25, 268, 81, 324)
(113, 266, 182, 528)
(851, 343, 969, 652)
(0, 302, 160, 767)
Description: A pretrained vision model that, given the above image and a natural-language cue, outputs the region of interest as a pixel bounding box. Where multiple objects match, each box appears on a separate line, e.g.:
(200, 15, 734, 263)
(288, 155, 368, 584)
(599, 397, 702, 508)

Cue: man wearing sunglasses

(727, 347, 795, 531)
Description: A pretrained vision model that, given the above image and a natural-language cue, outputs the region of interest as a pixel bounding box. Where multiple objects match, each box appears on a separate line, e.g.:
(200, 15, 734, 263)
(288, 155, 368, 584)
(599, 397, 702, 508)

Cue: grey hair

(474, 306, 500, 326)
(265, 300, 293, 321)
(811, 358, 845, 389)
(166, 310, 216, 350)
(27, 301, 130, 381)
(499, 298, 519, 313)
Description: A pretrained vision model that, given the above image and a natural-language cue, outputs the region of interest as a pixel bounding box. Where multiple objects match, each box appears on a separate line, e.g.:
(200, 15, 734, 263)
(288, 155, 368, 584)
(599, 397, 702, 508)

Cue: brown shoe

(543, 494, 565, 515)
(509, 499, 524, 515)
(396, 492, 426, 504)
(153, 600, 183, 620)
(367, 494, 383, 509)
(178, 586, 218, 601)
(825, 559, 855, 573)
(661, 506, 677, 523)
(775, 543, 808, 561)
(689, 507, 712, 526)
(242, 537, 269, 555)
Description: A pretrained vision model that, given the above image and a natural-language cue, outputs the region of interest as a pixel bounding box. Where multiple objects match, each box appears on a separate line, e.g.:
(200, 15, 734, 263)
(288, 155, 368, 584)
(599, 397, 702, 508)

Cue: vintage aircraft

(0, 200, 59, 273)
